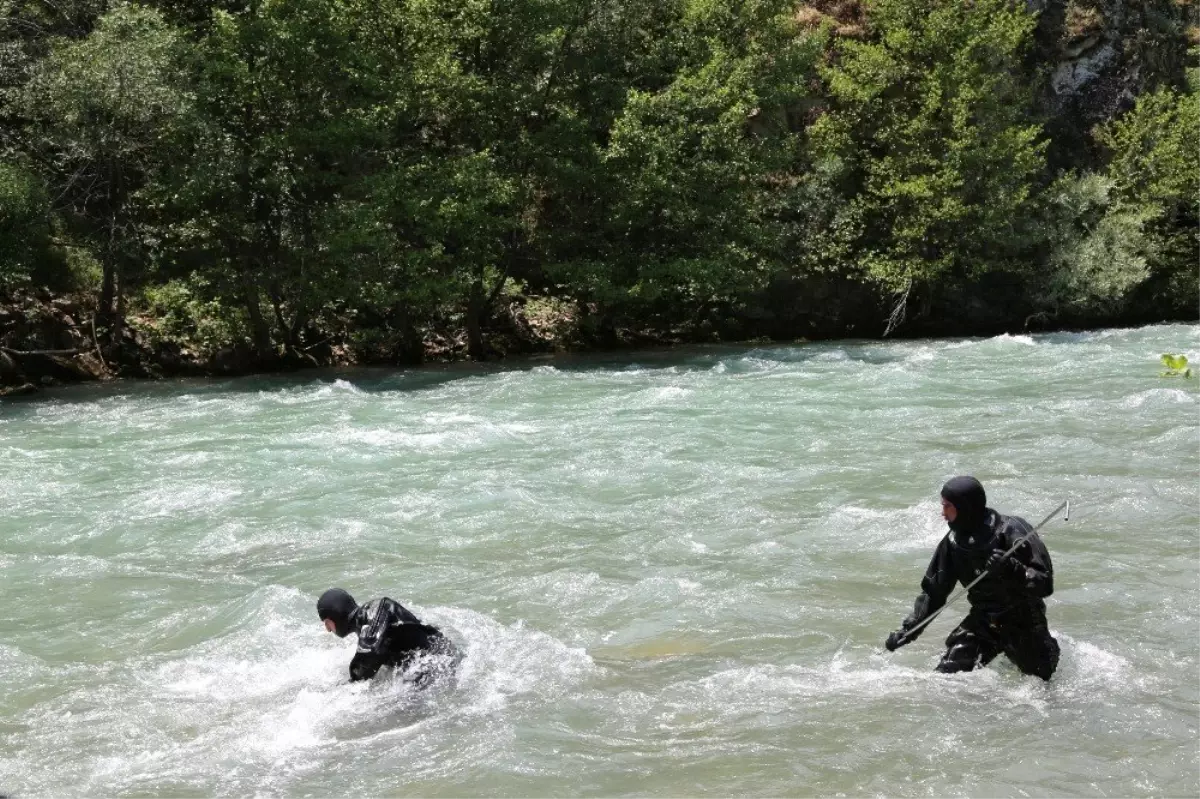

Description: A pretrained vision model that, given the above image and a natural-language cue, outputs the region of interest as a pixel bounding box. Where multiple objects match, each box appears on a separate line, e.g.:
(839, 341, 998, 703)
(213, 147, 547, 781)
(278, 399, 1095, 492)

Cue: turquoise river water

(1, 323, 1197, 797)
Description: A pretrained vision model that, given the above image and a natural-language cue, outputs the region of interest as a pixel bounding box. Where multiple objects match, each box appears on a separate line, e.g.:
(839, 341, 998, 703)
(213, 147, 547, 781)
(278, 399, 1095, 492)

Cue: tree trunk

(268, 283, 291, 346)
(466, 258, 514, 360)
(113, 270, 126, 336)
(289, 309, 310, 349)
(97, 256, 124, 342)
(99, 261, 116, 318)
(98, 257, 119, 324)
(391, 303, 424, 365)
(466, 277, 486, 360)
(99, 163, 127, 338)
(242, 274, 273, 358)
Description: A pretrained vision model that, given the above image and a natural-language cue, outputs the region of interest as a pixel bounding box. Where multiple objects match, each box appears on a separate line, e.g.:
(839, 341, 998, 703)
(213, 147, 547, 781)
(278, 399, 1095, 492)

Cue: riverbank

(0, 286, 599, 397)
(2, 283, 1195, 399)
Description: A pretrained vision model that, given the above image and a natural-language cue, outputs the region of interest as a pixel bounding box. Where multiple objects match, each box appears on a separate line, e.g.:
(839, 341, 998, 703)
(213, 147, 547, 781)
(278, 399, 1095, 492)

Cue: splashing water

(1, 324, 1197, 796)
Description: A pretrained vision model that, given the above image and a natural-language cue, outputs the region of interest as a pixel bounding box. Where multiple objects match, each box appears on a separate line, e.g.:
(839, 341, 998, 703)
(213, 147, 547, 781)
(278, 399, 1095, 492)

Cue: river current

(1, 323, 1197, 796)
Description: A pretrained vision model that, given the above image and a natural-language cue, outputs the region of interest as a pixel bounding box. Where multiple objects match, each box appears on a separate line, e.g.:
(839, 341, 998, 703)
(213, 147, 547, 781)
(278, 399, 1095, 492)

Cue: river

(2, 323, 1197, 797)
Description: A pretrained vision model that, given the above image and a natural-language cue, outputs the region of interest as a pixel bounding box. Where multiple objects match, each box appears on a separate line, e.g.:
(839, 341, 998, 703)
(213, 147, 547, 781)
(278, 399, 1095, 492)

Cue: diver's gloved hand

(986, 548, 1026, 579)
(885, 628, 911, 652)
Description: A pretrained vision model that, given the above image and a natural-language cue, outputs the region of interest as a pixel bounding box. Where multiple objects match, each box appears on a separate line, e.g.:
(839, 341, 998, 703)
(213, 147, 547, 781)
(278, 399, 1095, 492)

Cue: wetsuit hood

(317, 588, 359, 638)
(941, 476, 992, 545)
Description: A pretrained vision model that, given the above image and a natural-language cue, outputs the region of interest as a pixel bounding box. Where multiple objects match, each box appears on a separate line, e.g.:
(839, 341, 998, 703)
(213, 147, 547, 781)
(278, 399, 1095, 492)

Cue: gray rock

(1051, 43, 1117, 95)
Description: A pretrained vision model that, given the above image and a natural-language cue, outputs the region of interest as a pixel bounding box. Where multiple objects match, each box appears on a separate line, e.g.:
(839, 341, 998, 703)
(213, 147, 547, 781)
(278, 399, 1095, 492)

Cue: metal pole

(894, 498, 1070, 645)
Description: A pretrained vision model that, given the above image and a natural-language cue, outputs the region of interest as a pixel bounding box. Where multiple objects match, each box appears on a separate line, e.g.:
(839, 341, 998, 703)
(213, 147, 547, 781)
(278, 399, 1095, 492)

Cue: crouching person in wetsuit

(885, 476, 1061, 680)
(317, 588, 461, 684)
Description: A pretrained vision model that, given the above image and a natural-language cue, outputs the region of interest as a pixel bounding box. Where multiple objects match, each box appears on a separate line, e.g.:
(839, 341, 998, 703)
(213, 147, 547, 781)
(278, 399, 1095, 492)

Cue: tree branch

(1, 346, 90, 356)
(882, 280, 911, 337)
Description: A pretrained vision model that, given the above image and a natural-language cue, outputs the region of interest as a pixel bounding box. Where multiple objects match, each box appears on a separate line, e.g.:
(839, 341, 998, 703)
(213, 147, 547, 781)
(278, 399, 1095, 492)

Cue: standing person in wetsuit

(884, 476, 1061, 680)
(317, 588, 461, 683)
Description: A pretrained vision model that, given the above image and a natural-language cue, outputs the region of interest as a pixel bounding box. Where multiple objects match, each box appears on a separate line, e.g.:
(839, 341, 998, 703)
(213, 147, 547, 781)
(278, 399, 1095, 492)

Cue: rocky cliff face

(1032, 0, 1196, 163)
(798, 0, 1195, 158)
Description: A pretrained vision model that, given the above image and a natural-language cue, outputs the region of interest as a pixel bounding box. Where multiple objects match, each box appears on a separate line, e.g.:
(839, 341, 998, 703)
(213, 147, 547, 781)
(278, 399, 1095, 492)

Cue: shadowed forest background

(1, 0, 1196, 388)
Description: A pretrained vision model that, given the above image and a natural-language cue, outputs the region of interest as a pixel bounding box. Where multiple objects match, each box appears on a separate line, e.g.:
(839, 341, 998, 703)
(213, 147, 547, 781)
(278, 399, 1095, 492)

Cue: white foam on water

(4, 588, 598, 796)
(940, 333, 1042, 354)
(494, 421, 541, 435)
(641, 639, 1084, 738)
(823, 502, 946, 553)
(338, 426, 463, 450)
(194, 519, 250, 555)
(129, 481, 243, 518)
(157, 450, 214, 468)
(989, 333, 1037, 346)
(308, 416, 539, 455)
(423, 411, 482, 425)
(643, 386, 692, 403)
(437, 608, 597, 707)
(247, 379, 365, 411)
(1049, 632, 1152, 703)
(0, 645, 46, 705)
(326, 378, 363, 394)
(288, 378, 365, 401)
(1120, 387, 1197, 410)
(905, 347, 938, 364)
(515, 570, 629, 617)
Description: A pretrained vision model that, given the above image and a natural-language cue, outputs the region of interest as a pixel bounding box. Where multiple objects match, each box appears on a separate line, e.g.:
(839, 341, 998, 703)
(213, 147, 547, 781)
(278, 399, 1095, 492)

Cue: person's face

(323, 618, 336, 633)
(941, 498, 957, 523)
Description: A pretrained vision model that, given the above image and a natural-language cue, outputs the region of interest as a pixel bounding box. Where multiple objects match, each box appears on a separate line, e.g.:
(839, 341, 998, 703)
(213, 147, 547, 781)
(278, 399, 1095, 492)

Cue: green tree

(0, 160, 50, 284)
(18, 2, 185, 323)
(367, 0, 605, 357)
(1038, 171, 1159, 314)
(819, 0, 1045, 320)
(1096, 86, 1199, 312)
(546, 0, 815, 334)
(168, 0, 375, 358)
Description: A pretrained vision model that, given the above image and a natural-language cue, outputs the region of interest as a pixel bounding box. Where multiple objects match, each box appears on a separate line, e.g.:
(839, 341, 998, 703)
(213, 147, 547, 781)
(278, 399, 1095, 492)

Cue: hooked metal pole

(894, 498, 1070, 645)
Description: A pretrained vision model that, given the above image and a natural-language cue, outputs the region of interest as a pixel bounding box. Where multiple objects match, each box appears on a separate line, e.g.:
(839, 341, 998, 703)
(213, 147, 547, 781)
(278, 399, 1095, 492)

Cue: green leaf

(1161, 353, 1189, 371)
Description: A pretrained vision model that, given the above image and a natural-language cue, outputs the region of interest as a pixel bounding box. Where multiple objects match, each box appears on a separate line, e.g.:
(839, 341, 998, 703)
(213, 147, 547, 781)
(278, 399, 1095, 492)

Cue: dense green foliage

(819, 0, 1044, 291)
(1, 0, 1197, 364)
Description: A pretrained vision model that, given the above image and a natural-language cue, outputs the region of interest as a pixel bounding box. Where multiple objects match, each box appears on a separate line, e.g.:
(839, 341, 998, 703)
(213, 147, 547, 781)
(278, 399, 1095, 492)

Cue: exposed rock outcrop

(1036, 0, 1194, 131)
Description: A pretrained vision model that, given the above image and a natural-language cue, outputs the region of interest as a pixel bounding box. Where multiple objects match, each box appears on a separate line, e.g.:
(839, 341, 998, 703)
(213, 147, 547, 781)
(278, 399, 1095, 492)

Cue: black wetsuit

(318, 588, 460, 684)
(901, 510, 1061, 680)
(347, 597, 459, 683)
